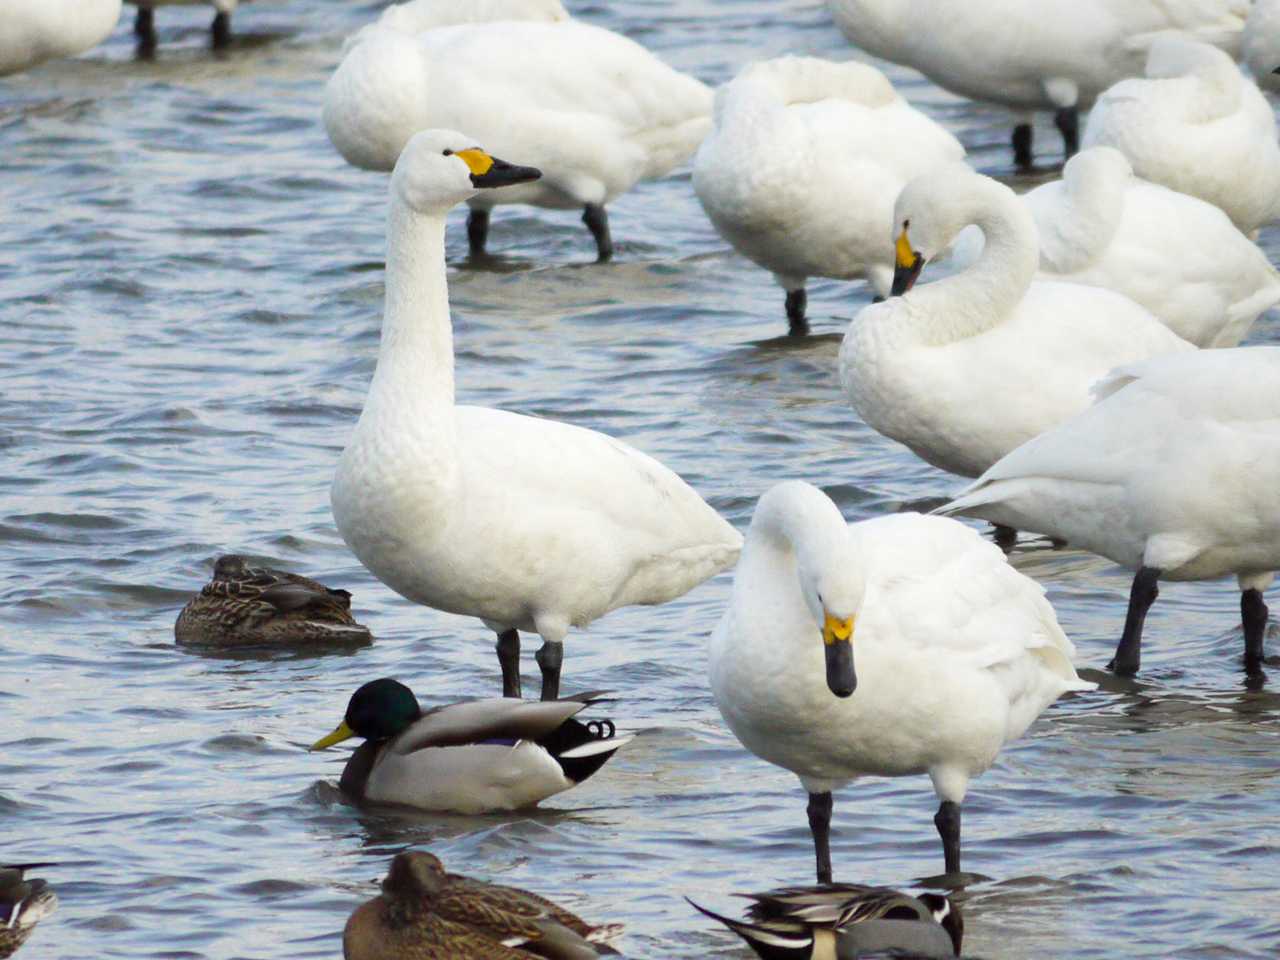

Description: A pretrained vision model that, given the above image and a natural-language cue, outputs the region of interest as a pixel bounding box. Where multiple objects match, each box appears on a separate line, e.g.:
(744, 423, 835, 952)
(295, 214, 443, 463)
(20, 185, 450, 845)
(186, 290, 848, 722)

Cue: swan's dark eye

(443, 149, 453, 156)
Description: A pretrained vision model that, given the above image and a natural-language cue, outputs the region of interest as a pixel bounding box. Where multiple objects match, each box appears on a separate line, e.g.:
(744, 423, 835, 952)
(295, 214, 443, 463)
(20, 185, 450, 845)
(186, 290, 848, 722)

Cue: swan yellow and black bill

(451, 148, 542, 189)
(892, 226, 925, 296)
(823, 611, 856, 699)
(310, 720, 356, 751)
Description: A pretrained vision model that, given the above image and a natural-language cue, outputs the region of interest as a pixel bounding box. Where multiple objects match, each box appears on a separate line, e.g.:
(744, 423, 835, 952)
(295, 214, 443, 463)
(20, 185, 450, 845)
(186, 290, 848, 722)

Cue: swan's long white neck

(739, 483, 849, 607)
(1040, 160, 1125, 272)
(1147, 42, 1242, 120)
(907, 177, 1039, 344)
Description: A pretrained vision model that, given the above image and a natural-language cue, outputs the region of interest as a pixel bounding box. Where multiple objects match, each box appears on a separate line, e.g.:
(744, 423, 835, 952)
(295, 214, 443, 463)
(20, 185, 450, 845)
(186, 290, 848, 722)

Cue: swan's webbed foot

(467, 209, 490, 258)
(807, 791, 834, 884)
(536, 640, 563, 701)
(1108, 566, 1160, 676)
(1012, 123, 1034, 170)
(583, 204, 613, 262)
(1054, 107, 1079, 158)
(934, 799, 962, 876)
(211, 11, 232, 48)
(496, 629, 521, 698)
(1242, 588, 1268, 677)
(785, 289, 809, 336)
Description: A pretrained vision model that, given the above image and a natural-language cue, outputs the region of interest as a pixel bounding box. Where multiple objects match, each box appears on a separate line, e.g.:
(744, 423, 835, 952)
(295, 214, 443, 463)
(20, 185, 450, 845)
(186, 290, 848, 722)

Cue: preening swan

(310, 680, 629, 813)
(1082, 37, 1280, 234)
(331, 129, 741, 702)
(708, 481, 1092, 881)
(839, 164, 1193, 480)
(128, 0, 246, 49)
(939, 348, 1280, 678)
(826, 0, 1248, 168)
(692, 56, 963, 334)
(0, 0, 120, 77)
(325, 5, 712, 261)
(952, 147, 1280, 347)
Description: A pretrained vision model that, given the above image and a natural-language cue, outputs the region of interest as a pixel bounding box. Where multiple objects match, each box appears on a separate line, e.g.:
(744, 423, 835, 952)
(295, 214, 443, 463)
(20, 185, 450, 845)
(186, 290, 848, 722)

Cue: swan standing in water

(1244, 0, 1280, 90)
(331, 129, 742, 701)
(839, 164, 1193, 481)
(0, 0, 120, 77)
(940, 348, 1280, 679)
(951, 147, 1280, 348)
(324, 4, 712, 261)
(1083, 37, 1280, 234)
(128, 0, 246, 49)
(693, 57, 962, 334)
(708, 481, 1092, 882)
(826, 0, 1248, 168)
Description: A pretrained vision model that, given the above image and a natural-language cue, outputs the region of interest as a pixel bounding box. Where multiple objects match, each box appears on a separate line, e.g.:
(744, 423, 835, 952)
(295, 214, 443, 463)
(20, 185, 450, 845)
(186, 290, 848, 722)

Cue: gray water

(2, 1, 1279, 958)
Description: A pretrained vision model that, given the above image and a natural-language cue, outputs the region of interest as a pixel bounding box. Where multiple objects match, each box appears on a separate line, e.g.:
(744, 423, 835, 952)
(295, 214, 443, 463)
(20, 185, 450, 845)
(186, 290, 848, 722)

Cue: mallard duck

(0, 864, 57, 959)
(343, 850, 621, 960)
(310, 679, 630, 813)
(174, 555, 373, 647)
(690, 883, 962, 959)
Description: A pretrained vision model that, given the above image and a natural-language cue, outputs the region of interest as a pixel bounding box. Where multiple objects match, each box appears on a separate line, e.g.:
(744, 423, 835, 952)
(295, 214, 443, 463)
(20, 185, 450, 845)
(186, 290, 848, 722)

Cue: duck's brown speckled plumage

(175, 555, 373, 647)
(0, 864, 58, 959)
(343, 852, 621, 960)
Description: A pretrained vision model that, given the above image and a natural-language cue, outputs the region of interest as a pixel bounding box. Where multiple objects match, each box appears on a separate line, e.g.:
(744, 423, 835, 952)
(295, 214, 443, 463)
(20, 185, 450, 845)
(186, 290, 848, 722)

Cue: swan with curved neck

(709, 481, 1093, 881)
(0, 0, 121, 77)
(839, 164, 1192, 480)
(324, 6, 712, 261)
(827, 0, 1248, 168)
(693, 56, 963, 334)
(1082, 37, 1280, 233)
(331, 129, 742, 701)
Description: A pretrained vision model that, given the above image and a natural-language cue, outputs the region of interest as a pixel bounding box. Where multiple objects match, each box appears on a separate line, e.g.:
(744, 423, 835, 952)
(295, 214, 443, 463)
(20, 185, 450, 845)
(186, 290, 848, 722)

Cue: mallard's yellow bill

(823, 611, 855, 645)
(310, 720, 356, 751)
(455, 148, 495, 176)
(895, 228, 915, 269)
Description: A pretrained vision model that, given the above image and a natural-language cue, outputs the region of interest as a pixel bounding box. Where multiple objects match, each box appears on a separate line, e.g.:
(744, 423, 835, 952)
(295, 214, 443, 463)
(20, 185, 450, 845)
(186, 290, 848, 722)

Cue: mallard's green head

(310, 678, 421, 750)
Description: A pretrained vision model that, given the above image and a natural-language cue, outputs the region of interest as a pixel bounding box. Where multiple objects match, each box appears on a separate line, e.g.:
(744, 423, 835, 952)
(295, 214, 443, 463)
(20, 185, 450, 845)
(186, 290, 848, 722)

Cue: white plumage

(839, 164, 1193, 480)
(1082, 37, 1280, 234)
(692, 56, 964, 333)
(709, 481, 1092, 880)
(1244, 0, 1280, 90)
(331, 130, 742, 701)
(0, 0, 120, 77)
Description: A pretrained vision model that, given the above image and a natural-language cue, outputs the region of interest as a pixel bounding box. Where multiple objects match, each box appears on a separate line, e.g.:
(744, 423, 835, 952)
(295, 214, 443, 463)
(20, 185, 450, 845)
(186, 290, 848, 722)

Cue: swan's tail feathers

(1123, 24, 1245, 59)
(687, 898, 814, 960)
(1220, 282, 1280, 347)
(637, 114, 713, 180)
(933, 479, 1008, 521)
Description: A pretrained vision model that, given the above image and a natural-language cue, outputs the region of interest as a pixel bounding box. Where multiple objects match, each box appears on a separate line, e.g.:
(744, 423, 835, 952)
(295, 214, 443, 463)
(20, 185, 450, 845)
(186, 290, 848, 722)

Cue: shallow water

(2, 2, 1279, 958)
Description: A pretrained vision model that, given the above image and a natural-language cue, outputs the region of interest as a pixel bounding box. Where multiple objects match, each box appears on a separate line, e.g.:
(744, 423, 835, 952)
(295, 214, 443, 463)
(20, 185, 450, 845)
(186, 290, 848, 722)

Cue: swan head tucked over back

(392, 130, 542, 214)
(751, 481, 864, 698)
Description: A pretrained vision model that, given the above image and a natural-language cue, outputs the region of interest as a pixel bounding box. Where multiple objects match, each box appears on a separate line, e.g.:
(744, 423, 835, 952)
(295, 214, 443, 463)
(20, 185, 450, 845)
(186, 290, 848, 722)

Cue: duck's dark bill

(825, 640, 856, 698)
(471, 158, 542, 189)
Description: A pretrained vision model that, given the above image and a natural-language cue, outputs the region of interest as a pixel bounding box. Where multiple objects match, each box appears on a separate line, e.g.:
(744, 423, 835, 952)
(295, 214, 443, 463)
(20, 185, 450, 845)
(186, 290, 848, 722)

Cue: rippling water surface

(3, 2, 1279, 958)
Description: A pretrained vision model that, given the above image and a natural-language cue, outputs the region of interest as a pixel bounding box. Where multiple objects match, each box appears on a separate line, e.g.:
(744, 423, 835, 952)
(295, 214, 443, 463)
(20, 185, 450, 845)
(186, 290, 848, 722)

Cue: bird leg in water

(583, 204, 613, 262)
(135, 7, 157, 48)
(1109, 566, 1161, 675)
(1241, 588, 1269, 677)
(536, 640, 564, 701)
(211, 11, 232, 48)
(1012, 123, 1034, 170)
(992, 524, 1018, 552)
(1054, 107, 1079, 158)
(807, 791, 834, 884)
(467, 209, 490, 257)
(786, 289, 809, 336)
(934, 800, 962, 876)
(496, 629, 521, 699)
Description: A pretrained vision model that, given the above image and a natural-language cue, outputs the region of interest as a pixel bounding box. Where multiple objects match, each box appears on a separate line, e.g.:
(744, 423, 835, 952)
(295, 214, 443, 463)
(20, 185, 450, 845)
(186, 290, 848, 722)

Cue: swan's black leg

(934, 800, 962, 876)
(1109, 566, 1161, 675)
(1242, 588, 1269, 677)
(211, 10, 232, 48)
(496, 629, 521, 699)
(467, 209, 490, 257)
(1012, 123, 1034, 170)
(807, 791, 834, 884)
(135, 7, 157, 48)
(583, 204, 613, 262)
(536, 640, 564, 701)
(1054, 107, 1080, 158)
(785, 289, 809, 336)
(993, 524, 1018, 552)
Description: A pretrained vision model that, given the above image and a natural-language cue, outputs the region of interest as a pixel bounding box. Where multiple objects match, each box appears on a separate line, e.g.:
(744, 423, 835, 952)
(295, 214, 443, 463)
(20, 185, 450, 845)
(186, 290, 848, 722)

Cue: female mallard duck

(310, 679, 630, 813)
(344, 850, 621, 960)
(0, 864, 58, 959)
(690, 883, 962, 959)
(175, 555, 373, 647)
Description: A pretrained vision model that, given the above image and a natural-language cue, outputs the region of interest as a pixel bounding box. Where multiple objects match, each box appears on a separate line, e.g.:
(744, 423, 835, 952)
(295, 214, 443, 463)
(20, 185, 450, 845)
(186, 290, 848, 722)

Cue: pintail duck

(310, 679, 630, 813)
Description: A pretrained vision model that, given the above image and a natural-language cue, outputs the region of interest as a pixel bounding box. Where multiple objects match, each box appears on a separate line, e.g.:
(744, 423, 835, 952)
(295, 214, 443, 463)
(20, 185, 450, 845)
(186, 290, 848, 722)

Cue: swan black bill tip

(470, 159, 542, 189)
(891, 253, 924, 296)
(825, 639, 856, 698)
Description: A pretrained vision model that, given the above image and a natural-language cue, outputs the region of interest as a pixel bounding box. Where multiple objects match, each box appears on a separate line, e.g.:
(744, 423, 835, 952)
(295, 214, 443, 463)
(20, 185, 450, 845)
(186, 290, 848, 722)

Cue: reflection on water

(2, 1, 1280, 958)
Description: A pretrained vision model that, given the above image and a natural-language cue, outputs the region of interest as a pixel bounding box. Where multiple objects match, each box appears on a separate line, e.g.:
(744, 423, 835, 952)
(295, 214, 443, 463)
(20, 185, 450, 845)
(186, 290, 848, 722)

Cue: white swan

(331, 129, 742, 702)
(939, 347, 1280, 679)
(324, 6, 712, 261)
(1082, 37, 1280, 234)
(826, 0, 1249, 167)
(952, 147, 1280, 347)
(1244, 0, 1280, 91)
(692, 56, 964, 335)
(0, 0, 120, 77)
(839, 164, 1194, 481)
(127, 0, 245, 48)
(354, 0, 568, 35)
(708, 481, 1092, 881)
